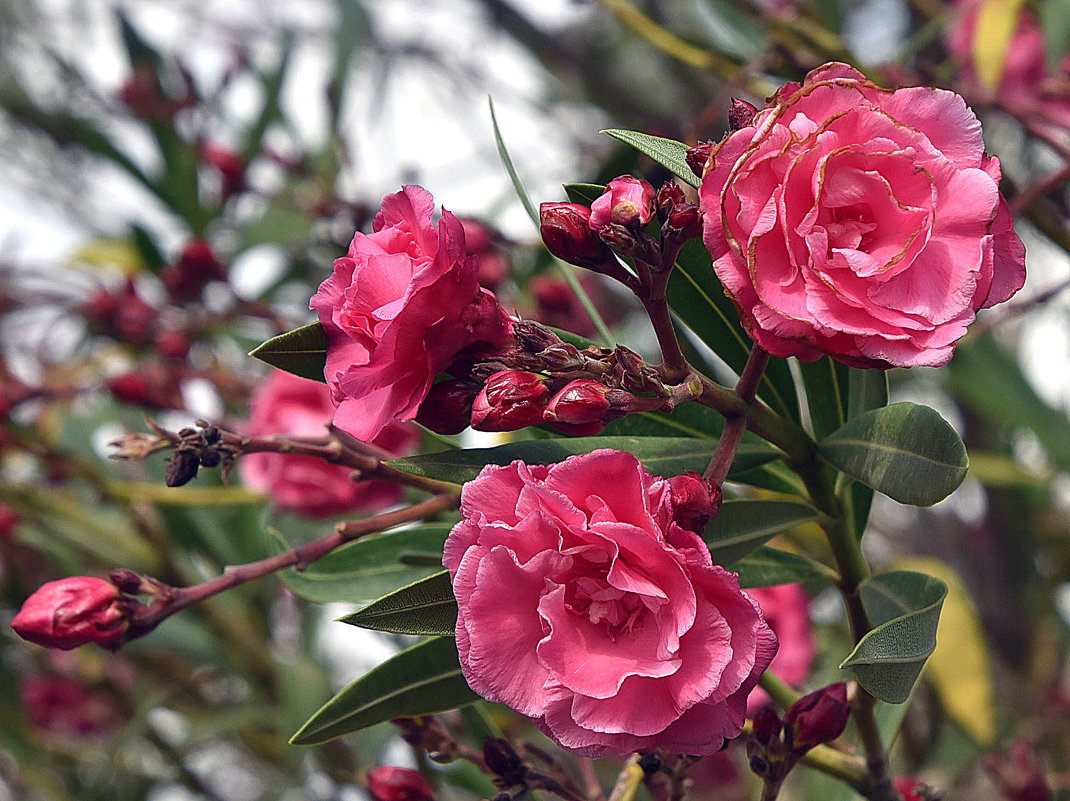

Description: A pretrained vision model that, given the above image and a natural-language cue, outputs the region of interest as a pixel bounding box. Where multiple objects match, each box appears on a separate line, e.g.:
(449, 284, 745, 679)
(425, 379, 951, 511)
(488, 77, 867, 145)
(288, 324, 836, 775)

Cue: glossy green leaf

(840, 570, 948, 703)
(340, 571, 457, 636)
(818, 403, 968, 507)
(290, 637, 478, 745)
(563, 183, 605, 206)
(799, 357, 848, 440)
(276, 525, 451, 604)
(490, 97, 538, 225)
(390, 436, 778, 485)
(668, 240, 800, 422)
(846, 368, 888, 538)
(704, 499, 820, 565)
(249, 322, 328, 382)
(729, 546, 837, 589)
(601, 129, 699, 188)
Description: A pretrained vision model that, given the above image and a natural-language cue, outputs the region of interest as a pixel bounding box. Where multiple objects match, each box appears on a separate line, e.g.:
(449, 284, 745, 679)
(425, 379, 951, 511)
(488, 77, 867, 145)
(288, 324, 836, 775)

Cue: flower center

(565, 574, 645, 638)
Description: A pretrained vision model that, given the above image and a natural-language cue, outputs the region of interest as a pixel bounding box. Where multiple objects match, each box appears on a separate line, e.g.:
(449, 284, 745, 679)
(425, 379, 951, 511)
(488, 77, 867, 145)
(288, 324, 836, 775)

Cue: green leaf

(818, 403, 968, 507)
(249, 322, 328, 382)
(340, 571, 457, 636)
(243, 33, 293, 164)
(729, 546, 837, 589)
(390, 436, 778, 485)
(846, 367, 888, 538)
(490, 97, 538, 225)
(290, 637, 478, 745)
(668, 239, 800, 422)
(693, 0, 767, 59)
(1042, 0, 1070, 71)
(276, 525, 452, 604)
(799, 357, 848, 440)
(601, 129, 699, 188)
(703, 499, 820, 565)
(563, 183, 605, 206)
(840, 570, 948, 704)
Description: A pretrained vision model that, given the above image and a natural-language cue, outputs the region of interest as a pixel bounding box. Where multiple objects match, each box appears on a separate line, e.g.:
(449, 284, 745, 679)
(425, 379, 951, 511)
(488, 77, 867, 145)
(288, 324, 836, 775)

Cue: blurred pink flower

(241, 370, 419, 517)
(746, 583, 815, 712)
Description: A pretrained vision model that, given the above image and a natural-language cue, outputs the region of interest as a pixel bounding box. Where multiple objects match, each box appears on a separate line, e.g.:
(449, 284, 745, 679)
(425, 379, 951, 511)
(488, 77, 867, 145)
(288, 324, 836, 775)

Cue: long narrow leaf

(341, 571, 457, 636)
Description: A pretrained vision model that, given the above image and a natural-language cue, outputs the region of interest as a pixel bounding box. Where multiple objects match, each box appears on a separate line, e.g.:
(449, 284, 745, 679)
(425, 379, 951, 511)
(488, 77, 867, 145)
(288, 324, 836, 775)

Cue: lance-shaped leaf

(704, 499, 820, 566)
(249, 322, 328, 382)
(563, 183, 605, 206)
(290, 636, 478, 745)
(845, 368, 889, 538)
(729, 546, 837, 589)
(839, 570, 948, 704)
(818, 403, 968, 507)
(341, 571, 457, 636)
(601, 130, 700, 188)
(390, 436, 779, 486)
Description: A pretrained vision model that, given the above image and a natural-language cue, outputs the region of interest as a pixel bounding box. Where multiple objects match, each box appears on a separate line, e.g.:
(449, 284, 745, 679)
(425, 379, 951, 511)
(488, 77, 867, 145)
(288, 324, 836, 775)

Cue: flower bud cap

(685, 142, 713, 177)
(12, 577, 129, 650)
(728, 98, 759, 131)
(416, 379, 478, 435)
(544, 380, 610, 426)
(471, 370, 549, 432)
(540, 203, 610, 267)
(783, 682, 849, 752)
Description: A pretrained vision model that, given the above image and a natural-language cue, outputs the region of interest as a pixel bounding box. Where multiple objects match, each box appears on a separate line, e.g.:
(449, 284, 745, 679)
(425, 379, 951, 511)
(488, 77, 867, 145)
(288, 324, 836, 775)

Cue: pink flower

(311, 186, 512, 442)
(700, 62, 1026, 368)
(443, 449, 777, 756)
(12, 577, 129, 650)
(589, 175, 656, 230)
(367, 767, 435, 801)
(19, 675, 126, 739)
(946, 0, 1070, 138)
(240, 370, 419, 518)
(746, 584, 815, 712)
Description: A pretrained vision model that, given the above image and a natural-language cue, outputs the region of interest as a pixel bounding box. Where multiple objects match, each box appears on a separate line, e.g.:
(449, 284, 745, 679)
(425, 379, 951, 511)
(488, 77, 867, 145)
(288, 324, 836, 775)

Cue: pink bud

(416, 379, 478, 435)
(589, 176, 655, 230)
(685, 142, 713, 178)
(12, 577, 129, 650)
(162, 239, 226, 300)
(783, 682, 849, 752)
(367, 767, 434, 801)
(540, 203, 611, 268)
(728, 98, 759, 131)
(470, 370, 549, 432)
(667, 472, 722, 533)
(544, 380, 610, 426)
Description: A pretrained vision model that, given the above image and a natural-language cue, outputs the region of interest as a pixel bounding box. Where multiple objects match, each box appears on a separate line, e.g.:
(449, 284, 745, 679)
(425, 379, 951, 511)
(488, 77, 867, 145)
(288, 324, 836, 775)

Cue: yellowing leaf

(894, 556, 995, 745)
(69, 238, 145, 274)
(972, 0, 1028, 90)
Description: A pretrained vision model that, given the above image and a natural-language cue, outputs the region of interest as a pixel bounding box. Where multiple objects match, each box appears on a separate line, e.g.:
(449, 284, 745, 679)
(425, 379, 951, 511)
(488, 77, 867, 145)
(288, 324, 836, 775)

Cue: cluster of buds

(160, 239, 228, 302)
(747, 683, 850, 794)
(469, 370, 623, 435)
(163, 422, 237, 487)
(539, 174, 701, 289)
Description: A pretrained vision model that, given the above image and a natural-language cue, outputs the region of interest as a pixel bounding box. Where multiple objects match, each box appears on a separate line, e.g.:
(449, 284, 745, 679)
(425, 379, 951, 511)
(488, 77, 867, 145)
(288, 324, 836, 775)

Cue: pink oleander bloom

(240, 370, 420, 518)
(19, 675, 126, 740)
(311, 186, 513, 441)
(589, 175, 656, 230)
(367, 767, 435, 801)
(746, 583, 815, 713)
(443, 449, 778, 757)
(700, 62, 1026, 369)
(12, 578, 129, 650)
(946, 0, 1070, 138)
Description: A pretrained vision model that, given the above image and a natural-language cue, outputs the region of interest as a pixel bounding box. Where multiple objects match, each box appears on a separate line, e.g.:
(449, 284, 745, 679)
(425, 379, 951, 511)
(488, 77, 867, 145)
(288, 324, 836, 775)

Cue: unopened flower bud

(783, 682, 849, 752)
(656, 182, 687, 222)
(166, 448, 201, 487)
(416, 379, 478, 435)
(367, 767, 435, 801)
(161, 239, 226, 300)
(544, 380, 610, 426)
(751, 705, 783, 747)
(12, 577, 129, 650)
(483, 737, 525, 784)
(667, 472, 722, 533)
(155, 328, 191, 360)
(728, 98, 759, 131)
(471, 370, 549, 432)
(667, 204, 703, 240)
(590, 176, 655, 231)
(540, 202, 611, 268)
(686, 142, 713, 177)
(200, 143, 247, 199)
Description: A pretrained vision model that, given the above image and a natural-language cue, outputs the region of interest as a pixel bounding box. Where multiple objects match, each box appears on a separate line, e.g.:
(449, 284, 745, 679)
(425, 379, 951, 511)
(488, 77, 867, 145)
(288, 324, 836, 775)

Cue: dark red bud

(482, 737, 525, 783)
(667, 204, 703, 240)
(471, 370, 549, 432)
(367, 767, 435, 801)
(783, 682, 849, 752)
(543, 380, 610, 426)
(200, 143, 247, 198)
(685, 142, 713, 177)
(656, 181, 686, 219)
(155, 329, 191, 360)
(540, 202, 611, 268)
(751, 705, 783, 747)
(162, 239, 226, 300)
(19, 675, 127, 739)
(667, 472, 722, 533)
(728, 98, 759, 131)
(416, 380, 478, 435)
(12, 577, 129, 650)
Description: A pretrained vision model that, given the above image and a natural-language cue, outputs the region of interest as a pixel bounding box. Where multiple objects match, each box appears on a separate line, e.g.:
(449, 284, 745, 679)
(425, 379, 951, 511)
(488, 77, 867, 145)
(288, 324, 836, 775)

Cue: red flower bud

(685, 142, 713, 177)
(783, 682, 849, 752)
(367, 767, 434, 801)
(667, 472, 722, 533)
(161, 239, 227, 301)
(728, 98, 759, 131)
(590, 176, 655, 230)
(893, 777, 927, 801)
(12, 577, 129, 650)
(540, 203, 611, 268)
(200, 143, 247, 199)
(543, 380, 610, 426)
(19, 675, 127, 739)
(155, 328, 191, 360)
(471, 370, 549, 432)
(416, 379, 478, 435)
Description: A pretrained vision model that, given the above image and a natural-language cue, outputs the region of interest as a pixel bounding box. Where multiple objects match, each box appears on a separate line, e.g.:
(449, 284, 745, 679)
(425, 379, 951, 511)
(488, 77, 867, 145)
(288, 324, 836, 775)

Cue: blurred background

(0, 0, 1069, 799)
